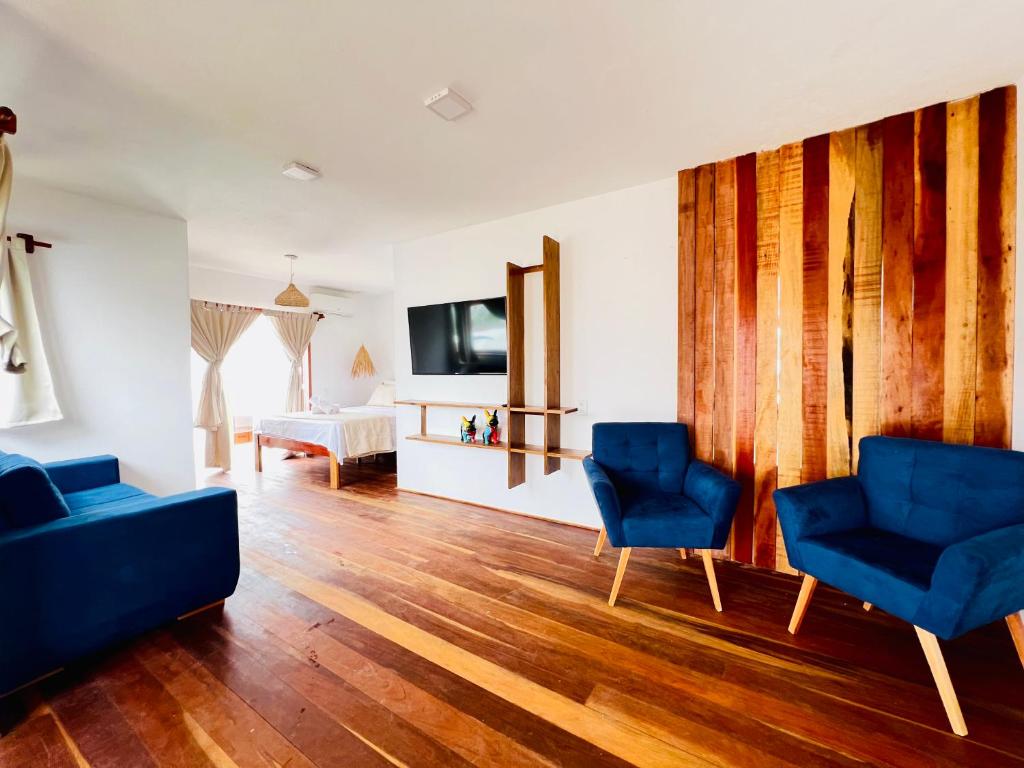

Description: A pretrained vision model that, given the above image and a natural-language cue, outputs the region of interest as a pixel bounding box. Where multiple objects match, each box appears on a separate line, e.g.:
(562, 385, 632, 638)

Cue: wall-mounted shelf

(407, 433, 508, 451)
(399, 236, 590, 483)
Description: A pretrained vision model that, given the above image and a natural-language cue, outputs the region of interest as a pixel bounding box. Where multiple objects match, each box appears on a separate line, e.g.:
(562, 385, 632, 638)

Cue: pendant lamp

(274, 254, 310, 308)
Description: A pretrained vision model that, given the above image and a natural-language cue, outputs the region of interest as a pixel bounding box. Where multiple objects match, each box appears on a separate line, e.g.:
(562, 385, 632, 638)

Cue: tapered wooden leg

(915, 626, 968, 736)
(593, 527, 607, 557)
(607, 548, 631, 607)
(678, 548, 687, 560)
(254, 435, 263, 472)
(788, 574, 818, 635)
(863, 602, 873, 612)
(1007, 611, 1024, 671)
(329, 451, 340, 490)
(701, 550, 723, 612)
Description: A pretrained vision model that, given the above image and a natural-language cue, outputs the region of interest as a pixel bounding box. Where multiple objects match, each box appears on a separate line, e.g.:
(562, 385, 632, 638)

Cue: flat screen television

(408, 297, 507, 375)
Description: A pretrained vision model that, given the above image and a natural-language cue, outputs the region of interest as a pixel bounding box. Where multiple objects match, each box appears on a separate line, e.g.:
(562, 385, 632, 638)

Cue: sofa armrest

(583, 456, 625, 546)
(914, 523, 1024, 639)
(773, 476, 866, 571)
(684, 461, 741, 548)
(0, 487, 239, 694)
(43, 455, 120, 494)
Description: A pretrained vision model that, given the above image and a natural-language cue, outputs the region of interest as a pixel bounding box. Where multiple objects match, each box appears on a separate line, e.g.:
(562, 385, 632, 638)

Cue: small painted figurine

(460, 415, 477, 443)
(482, 409, 501, 445)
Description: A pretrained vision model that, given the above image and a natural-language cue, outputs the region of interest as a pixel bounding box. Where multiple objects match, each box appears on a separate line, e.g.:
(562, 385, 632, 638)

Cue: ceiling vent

(424, 87, 473, 121)
(282, 161, 321, 181)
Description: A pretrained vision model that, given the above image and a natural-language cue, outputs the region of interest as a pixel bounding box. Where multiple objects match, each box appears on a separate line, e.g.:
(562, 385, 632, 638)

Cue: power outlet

(578, 399, 588, 416)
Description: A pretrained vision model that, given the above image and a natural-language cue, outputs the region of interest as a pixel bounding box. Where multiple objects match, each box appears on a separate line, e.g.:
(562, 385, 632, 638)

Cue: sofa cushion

(592, 422, 690, 496)
(800, 527, 944, 619)
(858, 436, 1024, 547)
(0, 454, 71, 531)
(620, 492, 714, 548)
(63, 483, 152, 515)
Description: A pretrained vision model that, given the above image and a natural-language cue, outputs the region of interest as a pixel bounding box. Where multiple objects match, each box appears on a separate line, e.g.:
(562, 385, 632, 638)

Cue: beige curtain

(0, 135, 21, 373)
(0, 136, 63, 428)
(191, 300, 259, 470)
(0, 237, 63, 428)
(266, 310, 318, 412)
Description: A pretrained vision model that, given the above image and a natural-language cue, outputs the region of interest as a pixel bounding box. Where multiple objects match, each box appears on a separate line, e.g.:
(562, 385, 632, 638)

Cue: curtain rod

(0, 106, 15, 136)
(4, 233, 52, 253)
(196, 299, 324, 319)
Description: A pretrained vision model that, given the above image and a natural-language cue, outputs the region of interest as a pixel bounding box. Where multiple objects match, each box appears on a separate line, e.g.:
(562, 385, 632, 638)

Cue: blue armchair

(0, 451, 240, 696)
(774, 436, 1024, 736)
(583, 422, 740, 610)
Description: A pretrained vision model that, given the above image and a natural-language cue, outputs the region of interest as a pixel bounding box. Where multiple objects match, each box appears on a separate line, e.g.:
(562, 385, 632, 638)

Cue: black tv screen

(408, 297, 507, 375)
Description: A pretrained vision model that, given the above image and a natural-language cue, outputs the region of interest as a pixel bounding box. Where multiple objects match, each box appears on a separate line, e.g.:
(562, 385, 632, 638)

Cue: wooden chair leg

(863, 602, 873, 612)
(788, 574, 818, 635)
(254, 436, 263, 472)
(700, 550, 723, 612)
(915, 626, 968, 736)
(1007, 611, 1024, 671)
(593, 527, 607, 557)
(678, 548, 687, 560)
(607, 548, 631, 607)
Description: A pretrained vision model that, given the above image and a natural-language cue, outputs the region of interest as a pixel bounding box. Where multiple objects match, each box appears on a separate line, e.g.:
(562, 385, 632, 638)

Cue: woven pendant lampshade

(275, 254, 310, 308)
(351, 344, 377, 378)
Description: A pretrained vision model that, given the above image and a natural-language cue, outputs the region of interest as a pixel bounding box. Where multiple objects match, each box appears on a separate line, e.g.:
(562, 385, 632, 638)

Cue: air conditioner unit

(309, 291, 355, 317)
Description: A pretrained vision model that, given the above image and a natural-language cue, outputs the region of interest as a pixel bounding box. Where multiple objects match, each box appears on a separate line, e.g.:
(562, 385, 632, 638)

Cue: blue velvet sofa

(774, 435, 1024, 736)
(0, 451, 240, 696)
(583, 422, 740, 610)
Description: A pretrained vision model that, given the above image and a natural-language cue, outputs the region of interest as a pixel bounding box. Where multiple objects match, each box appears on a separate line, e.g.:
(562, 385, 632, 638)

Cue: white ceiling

(3, 0, 1023, 292)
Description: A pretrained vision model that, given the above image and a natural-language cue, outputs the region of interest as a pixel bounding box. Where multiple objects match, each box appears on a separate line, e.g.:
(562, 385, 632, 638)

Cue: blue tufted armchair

(583, 422, 740, 610)
(775, 436, 1024, 736)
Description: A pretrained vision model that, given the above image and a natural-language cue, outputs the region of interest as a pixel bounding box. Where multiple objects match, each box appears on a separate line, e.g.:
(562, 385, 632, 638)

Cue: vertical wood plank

(677, 169, 697, 432)
(777, 141, 803, 572)
(852, 122, 884, 471)
(826, 129, 855, 478)
(542, 237, 561, 475)
(694, 164, 716, 463)
(733, 153, 757, 564)
(802, 134, 829, 483)
(881, 112, 915, 437)
(754, 150, 780, 570)
(943, 96, 981, 445)
(976, 86, 1017, 448)
(506, 263, 526, 488)
(713, 159, 737, 479)
(911, 103, 947, 441)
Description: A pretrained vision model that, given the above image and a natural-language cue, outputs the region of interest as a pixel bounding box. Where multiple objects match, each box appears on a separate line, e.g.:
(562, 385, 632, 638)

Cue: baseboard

(396, 486, 599, 532)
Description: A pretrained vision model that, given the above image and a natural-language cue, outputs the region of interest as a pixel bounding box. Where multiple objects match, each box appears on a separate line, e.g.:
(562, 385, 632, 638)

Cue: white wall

(394, 178, 677, 527)
(189, 265, 395, 408)
(1, 179, 194, 494)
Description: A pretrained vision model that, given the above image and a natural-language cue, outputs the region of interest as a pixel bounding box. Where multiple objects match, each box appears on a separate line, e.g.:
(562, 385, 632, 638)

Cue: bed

(254, 385, 397, 488)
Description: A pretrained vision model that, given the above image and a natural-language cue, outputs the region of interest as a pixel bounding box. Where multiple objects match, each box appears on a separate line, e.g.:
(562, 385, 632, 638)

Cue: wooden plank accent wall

(753, 150, 780, 570)
(676, 85, 1016, 572)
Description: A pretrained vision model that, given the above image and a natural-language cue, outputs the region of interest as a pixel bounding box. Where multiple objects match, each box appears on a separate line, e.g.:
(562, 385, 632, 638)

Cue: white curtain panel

(190, 300, 259, 470)
(0, 136, 63, 429)
(0, 237, 64, 428)
(266, 310, 318, 413)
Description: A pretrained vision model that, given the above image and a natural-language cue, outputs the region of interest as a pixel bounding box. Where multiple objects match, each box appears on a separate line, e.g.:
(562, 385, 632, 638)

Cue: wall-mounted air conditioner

(309, 290, 355, 318)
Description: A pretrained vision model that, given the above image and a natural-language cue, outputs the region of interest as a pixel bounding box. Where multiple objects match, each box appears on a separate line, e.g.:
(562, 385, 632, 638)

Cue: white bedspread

(255, 406, 396, 458)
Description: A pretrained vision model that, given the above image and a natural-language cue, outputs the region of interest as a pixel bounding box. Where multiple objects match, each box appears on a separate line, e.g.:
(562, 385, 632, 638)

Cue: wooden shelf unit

(398, 236, 588, 486)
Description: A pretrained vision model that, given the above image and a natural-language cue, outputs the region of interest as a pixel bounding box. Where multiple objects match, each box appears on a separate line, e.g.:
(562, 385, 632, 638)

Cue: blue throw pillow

(0, 454, 71, 532)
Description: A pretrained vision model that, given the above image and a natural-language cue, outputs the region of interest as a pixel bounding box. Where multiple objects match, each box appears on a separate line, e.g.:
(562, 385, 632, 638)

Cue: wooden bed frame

(254, 433, 340, 489)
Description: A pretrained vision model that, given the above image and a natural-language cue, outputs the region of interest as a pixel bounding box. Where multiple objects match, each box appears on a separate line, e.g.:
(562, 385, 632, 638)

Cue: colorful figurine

(460, 415, 477, 443)
(483, 409, 501, 445)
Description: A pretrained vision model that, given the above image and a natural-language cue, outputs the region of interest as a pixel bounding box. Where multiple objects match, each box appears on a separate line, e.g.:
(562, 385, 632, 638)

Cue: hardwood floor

(2, 453, 1023, 766)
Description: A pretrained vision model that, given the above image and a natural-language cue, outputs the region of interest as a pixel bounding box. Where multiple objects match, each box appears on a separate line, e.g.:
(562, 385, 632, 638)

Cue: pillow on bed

(367, 381, 396, 407)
